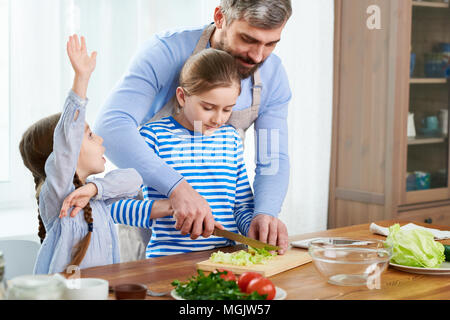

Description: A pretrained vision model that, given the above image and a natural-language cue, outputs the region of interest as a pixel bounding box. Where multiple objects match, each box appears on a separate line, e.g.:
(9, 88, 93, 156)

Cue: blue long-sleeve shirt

(110, 116, 254, 258)
(94, 24, 291, 217)
(34, 90, 143, 274)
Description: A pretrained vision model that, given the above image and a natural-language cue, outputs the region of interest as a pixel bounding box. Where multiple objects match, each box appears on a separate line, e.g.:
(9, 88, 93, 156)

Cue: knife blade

(213, 227, 280, 251)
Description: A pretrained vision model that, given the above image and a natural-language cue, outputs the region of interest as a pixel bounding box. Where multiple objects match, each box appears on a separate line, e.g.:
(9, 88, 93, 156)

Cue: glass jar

(5, 274, 66, 300)
(0, 251, 5, 300)
(424, 53, 448, 78)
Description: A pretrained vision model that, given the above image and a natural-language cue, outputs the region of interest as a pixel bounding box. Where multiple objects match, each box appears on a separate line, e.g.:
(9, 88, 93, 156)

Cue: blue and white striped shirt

(111, 116, 254, 258)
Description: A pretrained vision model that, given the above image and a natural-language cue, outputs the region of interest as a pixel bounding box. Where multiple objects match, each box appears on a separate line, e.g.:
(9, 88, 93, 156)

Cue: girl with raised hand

(19, 35, 172, 274)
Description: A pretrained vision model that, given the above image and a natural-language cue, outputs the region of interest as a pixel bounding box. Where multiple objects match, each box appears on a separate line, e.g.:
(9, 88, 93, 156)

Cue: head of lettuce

(385, 224, 445, 268)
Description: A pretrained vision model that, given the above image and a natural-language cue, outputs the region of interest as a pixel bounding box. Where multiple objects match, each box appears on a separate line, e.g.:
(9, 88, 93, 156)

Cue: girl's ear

(175, 87, 186, 108)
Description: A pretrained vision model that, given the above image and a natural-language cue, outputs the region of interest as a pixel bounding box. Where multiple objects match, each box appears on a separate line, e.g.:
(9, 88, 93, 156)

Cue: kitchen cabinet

(328, 0, 450, 228)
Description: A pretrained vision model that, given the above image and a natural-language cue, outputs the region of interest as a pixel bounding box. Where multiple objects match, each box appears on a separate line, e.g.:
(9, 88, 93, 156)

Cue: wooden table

(80, 220, 450, 300)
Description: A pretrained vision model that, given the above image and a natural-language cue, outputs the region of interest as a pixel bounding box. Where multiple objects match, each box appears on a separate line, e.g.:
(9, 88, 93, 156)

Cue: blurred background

(0, 0, 334, 242)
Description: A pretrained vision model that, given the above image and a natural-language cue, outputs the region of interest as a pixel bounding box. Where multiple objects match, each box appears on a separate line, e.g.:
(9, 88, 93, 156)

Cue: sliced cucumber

(444, 245, 450, 262)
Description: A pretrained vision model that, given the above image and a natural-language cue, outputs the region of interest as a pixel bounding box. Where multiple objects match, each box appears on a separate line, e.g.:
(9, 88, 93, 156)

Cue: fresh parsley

(171, 270, 267, 300)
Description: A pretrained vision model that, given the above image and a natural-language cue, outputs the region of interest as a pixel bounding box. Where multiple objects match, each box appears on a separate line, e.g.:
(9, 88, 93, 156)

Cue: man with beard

(94, 0, 292, 260)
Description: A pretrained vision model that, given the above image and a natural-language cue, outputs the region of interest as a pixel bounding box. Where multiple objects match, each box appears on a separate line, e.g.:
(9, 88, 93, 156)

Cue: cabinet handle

(424, 218, 433, 224)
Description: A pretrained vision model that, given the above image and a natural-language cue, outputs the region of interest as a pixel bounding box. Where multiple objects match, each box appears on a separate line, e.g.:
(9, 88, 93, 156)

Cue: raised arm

(42, 35, 96, 214)
(43, 92, 87, 205)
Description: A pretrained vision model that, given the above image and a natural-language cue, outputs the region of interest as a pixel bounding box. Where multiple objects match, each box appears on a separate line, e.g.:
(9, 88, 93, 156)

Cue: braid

(67, 173, 94, 269)
(18, 113, 61, 245)
(73, 174, 94, 225)
(32, 174, 46, 244)
(18, 113, 95, 272)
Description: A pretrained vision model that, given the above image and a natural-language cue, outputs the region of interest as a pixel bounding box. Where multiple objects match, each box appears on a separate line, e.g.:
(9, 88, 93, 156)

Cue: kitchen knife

(213, 227, 280, 251)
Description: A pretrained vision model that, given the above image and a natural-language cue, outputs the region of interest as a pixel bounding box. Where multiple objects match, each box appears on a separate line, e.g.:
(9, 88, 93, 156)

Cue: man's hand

(248, 214, 289, 255)
(59, 183, 98, 218)
(169, 179, 220, 239)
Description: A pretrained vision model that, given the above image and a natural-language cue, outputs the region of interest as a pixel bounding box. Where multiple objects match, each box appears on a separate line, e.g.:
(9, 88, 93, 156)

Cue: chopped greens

(171, 270, 266, 300)
(209, 247, 277, 266)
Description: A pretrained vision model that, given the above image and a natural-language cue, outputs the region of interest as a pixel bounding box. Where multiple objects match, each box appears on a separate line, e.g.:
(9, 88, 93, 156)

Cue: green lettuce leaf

(385, 223, 445, 268)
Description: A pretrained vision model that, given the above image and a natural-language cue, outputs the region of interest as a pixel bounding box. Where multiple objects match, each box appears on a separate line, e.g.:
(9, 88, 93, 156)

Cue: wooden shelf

(410, 78, 448, 84)
(329, 1, 450, 228)
(408, 136, 447, 145)
(412, 1, 449, 8)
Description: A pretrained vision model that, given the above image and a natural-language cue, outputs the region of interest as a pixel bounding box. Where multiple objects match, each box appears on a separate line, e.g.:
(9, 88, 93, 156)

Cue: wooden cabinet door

(329, 0, 410, 227)
(400, 1, 450, 205)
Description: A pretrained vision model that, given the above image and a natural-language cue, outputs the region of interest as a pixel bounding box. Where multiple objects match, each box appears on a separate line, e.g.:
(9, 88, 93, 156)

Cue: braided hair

(68, 173, 93, 267)
(19, 112, 94, 269)
(34, 175, 46, 243)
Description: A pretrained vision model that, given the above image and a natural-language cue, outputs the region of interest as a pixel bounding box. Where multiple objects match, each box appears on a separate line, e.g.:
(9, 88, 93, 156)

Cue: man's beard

(215, 39, 264, 79)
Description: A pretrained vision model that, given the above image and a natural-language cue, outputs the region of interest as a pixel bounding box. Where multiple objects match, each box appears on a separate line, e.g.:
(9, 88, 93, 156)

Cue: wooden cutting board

(196, 248, 312, 277)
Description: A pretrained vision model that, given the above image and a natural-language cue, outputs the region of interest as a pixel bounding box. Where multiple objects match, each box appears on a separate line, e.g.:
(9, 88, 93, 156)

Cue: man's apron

(119, 24, 263, 262)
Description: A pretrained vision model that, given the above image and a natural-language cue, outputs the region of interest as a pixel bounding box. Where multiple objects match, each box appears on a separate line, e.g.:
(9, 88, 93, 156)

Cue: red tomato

(237, 272, 263, 292)
(217, 269, 236, 281)
(246, 277, 276, 300)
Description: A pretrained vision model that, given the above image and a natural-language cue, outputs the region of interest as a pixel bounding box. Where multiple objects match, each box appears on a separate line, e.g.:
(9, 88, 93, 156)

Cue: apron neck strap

(193, 23, 216, 55)
(252, 69, 262, 108)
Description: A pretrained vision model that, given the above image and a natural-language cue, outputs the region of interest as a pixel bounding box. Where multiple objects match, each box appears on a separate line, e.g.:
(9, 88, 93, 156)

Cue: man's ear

(175, 87, 186, 108)
(213, 6, 225, 29)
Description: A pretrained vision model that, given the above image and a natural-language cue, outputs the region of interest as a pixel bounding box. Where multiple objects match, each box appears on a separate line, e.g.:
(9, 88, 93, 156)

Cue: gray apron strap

(226, 68, 262, 143)
(252, 69, 262, 109)
(193, 23, 216, 54)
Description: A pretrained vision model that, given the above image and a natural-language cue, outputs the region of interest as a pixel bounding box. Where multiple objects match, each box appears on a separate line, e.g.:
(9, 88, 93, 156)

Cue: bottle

(0, 251, 5, 300)
(5, 274, 65, 300)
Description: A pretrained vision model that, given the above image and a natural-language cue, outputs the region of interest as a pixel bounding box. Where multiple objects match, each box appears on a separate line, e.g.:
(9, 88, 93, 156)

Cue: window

(0, 0, 215, 211)
(0, 0, 9, 181)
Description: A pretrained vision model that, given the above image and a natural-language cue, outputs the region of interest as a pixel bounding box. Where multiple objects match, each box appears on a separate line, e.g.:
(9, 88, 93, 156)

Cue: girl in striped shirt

(111, 48, 254, 258)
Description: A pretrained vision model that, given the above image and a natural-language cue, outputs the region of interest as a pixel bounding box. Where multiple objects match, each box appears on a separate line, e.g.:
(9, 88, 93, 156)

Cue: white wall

(245, 1, 334, 235)
(281, 0, 334, 235)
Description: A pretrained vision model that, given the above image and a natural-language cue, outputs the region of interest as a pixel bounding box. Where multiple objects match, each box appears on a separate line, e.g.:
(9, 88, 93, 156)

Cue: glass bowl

(308, 238, 392, 287)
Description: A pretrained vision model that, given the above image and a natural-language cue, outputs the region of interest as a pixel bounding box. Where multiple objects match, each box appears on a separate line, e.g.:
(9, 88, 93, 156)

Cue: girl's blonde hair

(175, 48, 241, 112)
(19, 113, 94, 271)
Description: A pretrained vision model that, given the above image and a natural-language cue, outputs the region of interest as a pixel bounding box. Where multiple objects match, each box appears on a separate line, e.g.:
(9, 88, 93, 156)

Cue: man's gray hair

(220, 0, 292, 29)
